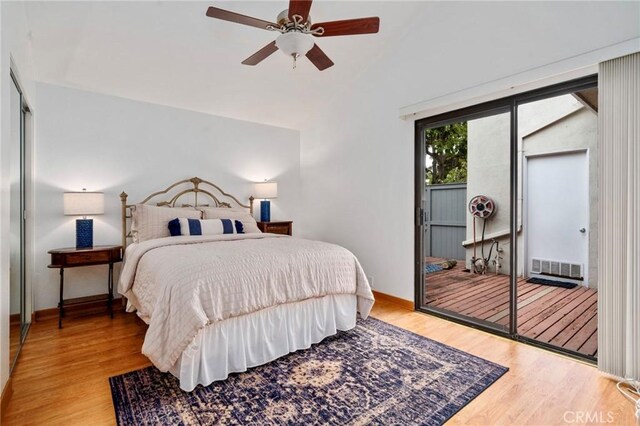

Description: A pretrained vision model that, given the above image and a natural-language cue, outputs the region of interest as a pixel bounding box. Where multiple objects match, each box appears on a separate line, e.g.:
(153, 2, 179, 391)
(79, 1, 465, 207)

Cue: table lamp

(64, 189, 104, 249)
(253, 181, 278, 222)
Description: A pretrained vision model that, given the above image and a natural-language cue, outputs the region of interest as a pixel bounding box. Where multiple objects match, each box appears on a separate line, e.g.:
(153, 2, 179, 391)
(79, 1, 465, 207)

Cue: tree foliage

(425, 122, 468, 184)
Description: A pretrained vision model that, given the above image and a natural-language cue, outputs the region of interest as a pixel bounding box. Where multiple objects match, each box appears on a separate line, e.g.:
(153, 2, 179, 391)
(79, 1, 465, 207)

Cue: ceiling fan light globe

(275, 32, 314, 58)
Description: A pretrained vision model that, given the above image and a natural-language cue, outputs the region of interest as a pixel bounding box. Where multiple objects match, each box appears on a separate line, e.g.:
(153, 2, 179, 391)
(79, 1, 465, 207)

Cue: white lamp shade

(276, 32, 314, 57)
(254, 182, 278, 199)
(64, 192, 105, 216)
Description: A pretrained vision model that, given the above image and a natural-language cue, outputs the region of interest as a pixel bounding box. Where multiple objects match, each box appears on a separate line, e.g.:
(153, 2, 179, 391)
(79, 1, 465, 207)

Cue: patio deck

(424, 257, 598, 357)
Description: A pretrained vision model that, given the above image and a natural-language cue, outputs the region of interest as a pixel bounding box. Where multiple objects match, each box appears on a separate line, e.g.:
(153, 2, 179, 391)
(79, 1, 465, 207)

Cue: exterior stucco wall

(465, 94, 598, 288)
(466, 112, 512, 274)
(520, 106, 598, 288)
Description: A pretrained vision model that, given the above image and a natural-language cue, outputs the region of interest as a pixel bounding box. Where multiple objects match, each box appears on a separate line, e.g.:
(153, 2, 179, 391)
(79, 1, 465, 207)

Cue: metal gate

(425, 183, 467, 260)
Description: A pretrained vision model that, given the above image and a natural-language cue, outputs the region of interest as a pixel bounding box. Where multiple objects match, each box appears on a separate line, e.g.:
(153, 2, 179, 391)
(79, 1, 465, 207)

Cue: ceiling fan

(205, 1, 380, 71)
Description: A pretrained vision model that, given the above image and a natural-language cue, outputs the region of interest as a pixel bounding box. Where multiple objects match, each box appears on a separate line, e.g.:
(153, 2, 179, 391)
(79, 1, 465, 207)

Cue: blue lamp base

(76, 219, 94, 249)
(260, 200, 271, 222)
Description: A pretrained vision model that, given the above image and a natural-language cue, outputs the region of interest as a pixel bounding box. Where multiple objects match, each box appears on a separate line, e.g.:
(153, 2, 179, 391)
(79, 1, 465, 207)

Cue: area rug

(110, 317, 508, 425)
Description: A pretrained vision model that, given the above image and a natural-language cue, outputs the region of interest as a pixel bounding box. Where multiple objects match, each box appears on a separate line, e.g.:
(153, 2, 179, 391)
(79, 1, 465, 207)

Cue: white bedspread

(118, 234, 375, 372)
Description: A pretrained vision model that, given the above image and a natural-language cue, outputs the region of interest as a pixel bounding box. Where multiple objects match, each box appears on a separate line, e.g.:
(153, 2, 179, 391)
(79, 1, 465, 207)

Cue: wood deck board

(564, 314, 599, 354)
(548, 300, 598, 347)
(431, 279, 510, 310)
(520, 290, 594, 339)
(467, 283, 546, 319)
(426, 269, 518, 300)
(462, 285, 515, 318)
(535, 294, 597, 344)
(423, 258, 598, 357)
(485, 287, 557, 323)
(518, 288, 590, 334)
(513, 287, 575, 326)
(451, 282, 515, 314)
(426, 279, 499, 303)
(578, 327, 598, 355)
(426, 272, 502, 299)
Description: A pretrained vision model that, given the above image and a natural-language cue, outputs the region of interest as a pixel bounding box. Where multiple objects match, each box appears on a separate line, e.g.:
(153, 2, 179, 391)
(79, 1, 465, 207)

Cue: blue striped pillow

(168, 218, 244, 236)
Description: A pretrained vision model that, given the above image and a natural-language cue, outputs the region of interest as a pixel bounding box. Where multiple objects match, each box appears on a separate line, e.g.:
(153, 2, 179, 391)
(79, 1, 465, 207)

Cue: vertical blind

(598, 52, 640, 381)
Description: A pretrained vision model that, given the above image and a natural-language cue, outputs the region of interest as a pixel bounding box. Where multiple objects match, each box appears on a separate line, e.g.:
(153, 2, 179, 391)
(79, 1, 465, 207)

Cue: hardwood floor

(2, 300, 635, 425)
(425, 257, 598, 357)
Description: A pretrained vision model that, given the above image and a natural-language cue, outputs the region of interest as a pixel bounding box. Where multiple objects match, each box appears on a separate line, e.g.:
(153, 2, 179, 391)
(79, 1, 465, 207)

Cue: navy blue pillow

(168, 218, 181, 236)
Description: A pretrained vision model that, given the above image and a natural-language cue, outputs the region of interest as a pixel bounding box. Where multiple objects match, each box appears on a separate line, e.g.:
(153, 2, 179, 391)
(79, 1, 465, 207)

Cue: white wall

(33, 83, 300, 310)
(1, 0, 38, 400)
(299, 1, 640, 301)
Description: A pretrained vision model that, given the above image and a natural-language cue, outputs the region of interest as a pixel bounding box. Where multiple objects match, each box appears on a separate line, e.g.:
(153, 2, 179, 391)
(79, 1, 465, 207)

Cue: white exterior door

(526, 151, 589, 286)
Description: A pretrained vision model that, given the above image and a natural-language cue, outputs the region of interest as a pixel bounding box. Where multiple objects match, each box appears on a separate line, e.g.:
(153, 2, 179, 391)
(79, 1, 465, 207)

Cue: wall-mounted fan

(205, 1, 380, 71)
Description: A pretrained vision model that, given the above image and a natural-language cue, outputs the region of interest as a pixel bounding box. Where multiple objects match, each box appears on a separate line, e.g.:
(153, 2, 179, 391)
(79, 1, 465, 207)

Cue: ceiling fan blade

(206, 7, 277, 31)
(241, 41, 279, 66)
(306, 44, 334, 71)
(311, 17, 380, 37)
(288, 0, 313, 23)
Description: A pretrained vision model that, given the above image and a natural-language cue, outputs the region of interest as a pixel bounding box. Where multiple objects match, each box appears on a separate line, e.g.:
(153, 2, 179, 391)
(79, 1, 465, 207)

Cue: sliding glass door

(515, 84, 599, 358)
(416, 105, 512, 332)
(415, 75, 598, 361)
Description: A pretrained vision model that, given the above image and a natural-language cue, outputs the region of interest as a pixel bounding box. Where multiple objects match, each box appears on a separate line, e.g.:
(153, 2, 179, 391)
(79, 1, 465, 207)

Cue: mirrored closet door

(9, 70, 31, 372)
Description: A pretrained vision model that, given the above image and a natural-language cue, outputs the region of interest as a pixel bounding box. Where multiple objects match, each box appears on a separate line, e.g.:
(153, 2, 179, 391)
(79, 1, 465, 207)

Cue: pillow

(200, 207, 261, 234)
(168, 218, 244, 236)
(131, 204, 202, 242)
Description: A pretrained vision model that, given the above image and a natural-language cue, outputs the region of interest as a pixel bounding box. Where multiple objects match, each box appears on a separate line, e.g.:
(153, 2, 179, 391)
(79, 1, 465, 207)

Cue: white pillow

(200, 207, 261, 234)
(131, 204, 201, 242)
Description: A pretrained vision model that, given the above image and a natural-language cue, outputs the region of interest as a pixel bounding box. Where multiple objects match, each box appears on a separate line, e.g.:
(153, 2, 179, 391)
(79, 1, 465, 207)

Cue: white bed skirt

(169, 294, 358, 391)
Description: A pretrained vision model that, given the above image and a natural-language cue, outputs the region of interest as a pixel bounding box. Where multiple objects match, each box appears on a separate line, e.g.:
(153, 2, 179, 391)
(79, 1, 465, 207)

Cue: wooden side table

(257, 221, 293, 236)
(48, 245, 122, 328)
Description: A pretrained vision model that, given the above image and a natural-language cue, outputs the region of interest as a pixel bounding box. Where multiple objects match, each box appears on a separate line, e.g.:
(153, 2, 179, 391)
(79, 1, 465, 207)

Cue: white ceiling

(25, 1, 427, 129)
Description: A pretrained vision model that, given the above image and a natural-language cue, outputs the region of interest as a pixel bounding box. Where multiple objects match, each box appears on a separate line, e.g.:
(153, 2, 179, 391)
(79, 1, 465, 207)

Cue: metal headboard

(120, 177, 254, 249)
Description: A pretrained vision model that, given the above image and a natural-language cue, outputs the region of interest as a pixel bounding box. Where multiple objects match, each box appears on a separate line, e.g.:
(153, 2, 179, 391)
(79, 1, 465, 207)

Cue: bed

(117, 177, 374, 391)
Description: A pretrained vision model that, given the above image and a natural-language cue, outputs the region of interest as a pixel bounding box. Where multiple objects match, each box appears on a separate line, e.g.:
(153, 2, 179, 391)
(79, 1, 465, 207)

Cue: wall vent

(531, 259, 541, 273)
(570, 264, 582, 279)
(531, 257, 583, 279)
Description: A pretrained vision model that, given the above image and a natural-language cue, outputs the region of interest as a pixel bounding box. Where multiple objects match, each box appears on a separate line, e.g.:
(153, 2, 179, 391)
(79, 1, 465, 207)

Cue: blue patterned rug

(110, 317, 507, 425)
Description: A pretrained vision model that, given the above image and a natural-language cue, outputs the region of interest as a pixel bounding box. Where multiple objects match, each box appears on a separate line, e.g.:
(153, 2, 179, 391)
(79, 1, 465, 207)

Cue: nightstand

(257, 221, 293, 236)
(48, 245, 122, 328)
